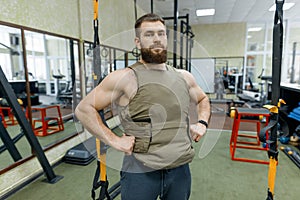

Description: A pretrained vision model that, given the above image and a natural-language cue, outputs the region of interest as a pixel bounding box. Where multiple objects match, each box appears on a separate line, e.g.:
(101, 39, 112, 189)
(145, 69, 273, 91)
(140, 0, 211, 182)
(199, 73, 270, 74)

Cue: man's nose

(153, 33, 160, 41)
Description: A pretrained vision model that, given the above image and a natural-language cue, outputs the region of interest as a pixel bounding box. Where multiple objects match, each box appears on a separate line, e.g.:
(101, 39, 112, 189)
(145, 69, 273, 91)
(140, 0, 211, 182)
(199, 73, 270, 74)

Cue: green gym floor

(5, 129, 300, 200)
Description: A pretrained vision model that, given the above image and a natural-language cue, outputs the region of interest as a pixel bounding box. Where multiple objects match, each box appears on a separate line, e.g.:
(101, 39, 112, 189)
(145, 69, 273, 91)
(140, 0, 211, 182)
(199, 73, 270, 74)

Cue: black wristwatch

(198, 120, 208, 128)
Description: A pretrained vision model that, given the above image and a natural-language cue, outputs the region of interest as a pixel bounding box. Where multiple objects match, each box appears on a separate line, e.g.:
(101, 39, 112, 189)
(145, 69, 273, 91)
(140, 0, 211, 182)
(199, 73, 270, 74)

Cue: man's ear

(134, 37, 141, 49)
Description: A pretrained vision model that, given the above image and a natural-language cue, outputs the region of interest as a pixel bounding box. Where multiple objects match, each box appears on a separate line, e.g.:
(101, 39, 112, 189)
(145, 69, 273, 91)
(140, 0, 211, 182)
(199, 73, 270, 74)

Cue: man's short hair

(135, 13, 165, 37)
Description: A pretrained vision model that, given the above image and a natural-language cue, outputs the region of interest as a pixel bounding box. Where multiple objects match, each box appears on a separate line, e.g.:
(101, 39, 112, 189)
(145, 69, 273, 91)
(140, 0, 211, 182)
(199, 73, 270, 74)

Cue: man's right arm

(75, 69, 135, 154)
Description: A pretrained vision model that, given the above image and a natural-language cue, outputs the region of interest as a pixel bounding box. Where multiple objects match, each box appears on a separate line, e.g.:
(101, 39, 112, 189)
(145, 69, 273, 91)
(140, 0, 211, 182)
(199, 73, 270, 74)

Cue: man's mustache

(149, 44, 165, 49)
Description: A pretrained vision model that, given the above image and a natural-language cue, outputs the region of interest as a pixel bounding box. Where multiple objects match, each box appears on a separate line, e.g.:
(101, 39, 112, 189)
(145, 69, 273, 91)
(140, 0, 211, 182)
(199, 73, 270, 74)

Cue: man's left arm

(180, 70, 211, 142)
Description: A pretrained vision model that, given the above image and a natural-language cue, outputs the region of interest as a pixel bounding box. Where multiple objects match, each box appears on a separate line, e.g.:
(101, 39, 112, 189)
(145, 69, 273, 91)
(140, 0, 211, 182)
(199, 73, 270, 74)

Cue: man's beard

(140, 47, 167, 64)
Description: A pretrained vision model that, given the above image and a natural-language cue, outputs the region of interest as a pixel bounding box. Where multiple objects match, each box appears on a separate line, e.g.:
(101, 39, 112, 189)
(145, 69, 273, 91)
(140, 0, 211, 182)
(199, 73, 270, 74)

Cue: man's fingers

(192, 134, 201, 142)
(122, 134, 135, 155)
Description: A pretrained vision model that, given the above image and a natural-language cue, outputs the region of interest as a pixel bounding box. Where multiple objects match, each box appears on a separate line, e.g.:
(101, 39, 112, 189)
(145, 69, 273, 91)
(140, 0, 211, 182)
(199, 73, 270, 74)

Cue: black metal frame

(0, 122, 22, 161)
(0, 65, 62, 183)
(158, 1, 194, 70)
(180, 18, 194, 71)
(162, 15, 194, 70)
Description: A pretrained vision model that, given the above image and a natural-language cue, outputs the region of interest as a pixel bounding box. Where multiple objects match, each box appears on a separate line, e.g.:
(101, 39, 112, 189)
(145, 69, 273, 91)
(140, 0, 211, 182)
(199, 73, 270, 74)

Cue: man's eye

(145, 33, 154, 37)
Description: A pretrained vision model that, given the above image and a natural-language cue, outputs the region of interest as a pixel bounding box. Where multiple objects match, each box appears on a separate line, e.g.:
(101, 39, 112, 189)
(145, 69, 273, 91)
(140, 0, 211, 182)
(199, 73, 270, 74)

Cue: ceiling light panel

(196, 9, 215, 16)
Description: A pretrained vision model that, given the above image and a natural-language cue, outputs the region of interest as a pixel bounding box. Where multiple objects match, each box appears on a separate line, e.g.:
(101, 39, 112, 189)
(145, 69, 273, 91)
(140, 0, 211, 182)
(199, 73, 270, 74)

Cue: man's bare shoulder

(103, 68, 135, 83)
(110, 67, 134, 76)
(176, 69, 194, 83)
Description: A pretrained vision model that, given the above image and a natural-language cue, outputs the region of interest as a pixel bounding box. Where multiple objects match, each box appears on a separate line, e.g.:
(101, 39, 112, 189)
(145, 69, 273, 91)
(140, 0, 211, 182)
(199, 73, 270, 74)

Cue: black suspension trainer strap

(271, 0, 284, 106)
(259, 1, 284, 200)
(93, 0, 101, 87)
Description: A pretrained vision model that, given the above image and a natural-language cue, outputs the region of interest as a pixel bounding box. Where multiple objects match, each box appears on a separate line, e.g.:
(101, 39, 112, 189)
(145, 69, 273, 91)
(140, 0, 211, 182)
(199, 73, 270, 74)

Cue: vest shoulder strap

(128, 61, 144, 71)
(165, 64, 176, 71)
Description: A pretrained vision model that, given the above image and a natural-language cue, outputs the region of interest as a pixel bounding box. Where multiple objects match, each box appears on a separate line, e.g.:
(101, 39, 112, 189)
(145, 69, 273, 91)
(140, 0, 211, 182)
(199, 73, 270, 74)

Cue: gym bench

(209, 99, 245, 115)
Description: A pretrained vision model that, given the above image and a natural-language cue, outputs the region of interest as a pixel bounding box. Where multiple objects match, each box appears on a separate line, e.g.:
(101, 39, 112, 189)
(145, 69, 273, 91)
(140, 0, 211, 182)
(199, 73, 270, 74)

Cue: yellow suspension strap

(91, 110, 110, 200)
(91, 1, 110, 200)
(259, 100, 285, 200)
(93, 0, 98, 22)
(93, 0, 100, 48)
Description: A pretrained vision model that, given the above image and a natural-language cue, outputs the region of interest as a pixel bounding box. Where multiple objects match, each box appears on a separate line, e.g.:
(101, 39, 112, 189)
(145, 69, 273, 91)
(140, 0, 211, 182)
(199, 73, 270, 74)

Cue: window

(0, 25, 22, 80)
(283, 21, 300, 84)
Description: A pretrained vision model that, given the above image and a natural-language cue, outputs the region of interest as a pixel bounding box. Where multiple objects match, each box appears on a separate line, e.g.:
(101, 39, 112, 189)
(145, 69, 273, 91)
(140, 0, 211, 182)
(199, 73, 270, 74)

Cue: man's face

(135, 21, 168, 64)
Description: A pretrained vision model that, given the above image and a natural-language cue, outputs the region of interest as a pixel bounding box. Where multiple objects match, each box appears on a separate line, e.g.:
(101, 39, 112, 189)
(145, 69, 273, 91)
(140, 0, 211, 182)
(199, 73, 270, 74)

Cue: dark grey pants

(120, 163, 191, 200)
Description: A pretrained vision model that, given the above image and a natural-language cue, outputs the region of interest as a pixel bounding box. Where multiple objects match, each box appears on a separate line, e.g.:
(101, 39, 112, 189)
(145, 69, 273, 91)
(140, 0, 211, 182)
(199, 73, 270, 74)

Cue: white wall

(192, 22, 246, 58)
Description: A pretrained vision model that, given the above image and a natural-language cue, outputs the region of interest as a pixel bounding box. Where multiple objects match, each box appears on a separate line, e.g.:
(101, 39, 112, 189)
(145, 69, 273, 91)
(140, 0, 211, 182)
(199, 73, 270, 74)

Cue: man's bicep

(96, 80, 123, 110)
(182, 70, 206, 103)
(190, 84, 206, 103)
(84, 76, 123, 111)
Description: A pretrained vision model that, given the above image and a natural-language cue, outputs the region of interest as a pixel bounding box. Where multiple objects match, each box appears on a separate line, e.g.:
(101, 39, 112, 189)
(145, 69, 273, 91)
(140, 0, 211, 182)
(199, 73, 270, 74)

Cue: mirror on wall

(83, 42, 131, 93)
(244, 20, 300, 97)
(0, 25, 23, 80)
(215, 57, 244, 94)
(284, 21, 300, 85)
(0, 23, 83, 171)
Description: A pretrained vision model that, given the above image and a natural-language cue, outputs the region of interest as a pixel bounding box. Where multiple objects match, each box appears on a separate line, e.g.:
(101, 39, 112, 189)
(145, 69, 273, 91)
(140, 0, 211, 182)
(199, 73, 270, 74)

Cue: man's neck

(139, 60, 166, 70)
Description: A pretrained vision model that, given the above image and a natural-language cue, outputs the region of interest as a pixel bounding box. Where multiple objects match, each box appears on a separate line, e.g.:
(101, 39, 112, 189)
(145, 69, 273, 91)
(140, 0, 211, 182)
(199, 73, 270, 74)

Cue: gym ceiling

(136, 0, 300, 25)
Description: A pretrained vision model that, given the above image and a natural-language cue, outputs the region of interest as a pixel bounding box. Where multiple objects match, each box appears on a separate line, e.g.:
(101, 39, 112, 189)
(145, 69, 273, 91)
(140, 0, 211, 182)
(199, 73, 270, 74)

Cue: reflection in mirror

(0, 25, 31, 170)
(83, 42, 94, 94)
(0, 25, 23, 80)
(0, 23, 83, 171)
(214, 57, 244, 94)
(83, 42, 131, 94)
(23, 31, 82, 146)
(285, 21, 300, 84)
(0, 123, 32, 170)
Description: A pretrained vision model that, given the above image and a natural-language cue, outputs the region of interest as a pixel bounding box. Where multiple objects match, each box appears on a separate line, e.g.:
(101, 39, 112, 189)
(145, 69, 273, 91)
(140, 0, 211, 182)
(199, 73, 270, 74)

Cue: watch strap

(198, 120, 208, 128)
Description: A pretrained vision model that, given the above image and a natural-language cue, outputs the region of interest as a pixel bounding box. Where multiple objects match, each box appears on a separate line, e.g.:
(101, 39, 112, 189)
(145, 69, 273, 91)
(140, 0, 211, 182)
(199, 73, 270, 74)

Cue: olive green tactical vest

(119, 62, 195, 170)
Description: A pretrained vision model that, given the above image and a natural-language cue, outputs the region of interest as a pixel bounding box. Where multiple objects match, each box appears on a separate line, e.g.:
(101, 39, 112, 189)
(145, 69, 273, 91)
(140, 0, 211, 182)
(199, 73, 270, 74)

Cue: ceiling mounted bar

(151, 0, 153, 13)
(180, 20, 184, 69)
(134, 0, 138, 20)
(163, 15, 188, 20)
(185, 14, 192, 72)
